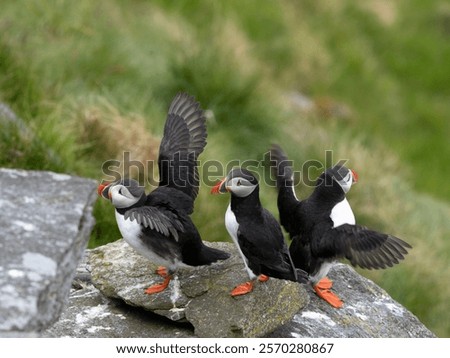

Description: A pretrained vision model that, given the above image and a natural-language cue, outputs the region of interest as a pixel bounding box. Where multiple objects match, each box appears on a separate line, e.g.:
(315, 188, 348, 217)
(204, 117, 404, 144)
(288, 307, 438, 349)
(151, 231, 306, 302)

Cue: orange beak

(97, 181, 111, 198)
(351, 170, 358, 184)
(211, 179, 227, 194)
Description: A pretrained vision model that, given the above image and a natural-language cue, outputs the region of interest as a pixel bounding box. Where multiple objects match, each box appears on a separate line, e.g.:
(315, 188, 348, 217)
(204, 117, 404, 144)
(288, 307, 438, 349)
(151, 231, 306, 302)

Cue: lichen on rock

(89, 239, 309, 337)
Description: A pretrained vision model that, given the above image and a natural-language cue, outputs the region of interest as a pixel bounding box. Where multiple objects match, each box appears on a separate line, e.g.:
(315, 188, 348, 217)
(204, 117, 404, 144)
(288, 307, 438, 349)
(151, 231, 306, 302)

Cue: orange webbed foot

(258, 274, 269, 282)
(231, 281, 254, 297)
(316, 277, 333, 289)
(144, 275, 172, 295)
(314, 278, 343, 308)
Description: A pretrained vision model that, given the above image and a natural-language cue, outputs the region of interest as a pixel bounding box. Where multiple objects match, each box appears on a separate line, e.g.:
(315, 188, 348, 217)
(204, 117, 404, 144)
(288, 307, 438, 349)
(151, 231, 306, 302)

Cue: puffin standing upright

(211, 167, 308, 296)
(269, 144, 412, 308)
(98, 93, 229, 295)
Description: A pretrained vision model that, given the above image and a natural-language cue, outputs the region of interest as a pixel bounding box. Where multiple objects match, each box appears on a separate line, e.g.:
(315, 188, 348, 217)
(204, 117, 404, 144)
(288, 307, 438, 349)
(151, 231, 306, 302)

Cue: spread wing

(158, 93, 207, 200)
(312, 223, 412, 270)
(124, 206, 185, 241)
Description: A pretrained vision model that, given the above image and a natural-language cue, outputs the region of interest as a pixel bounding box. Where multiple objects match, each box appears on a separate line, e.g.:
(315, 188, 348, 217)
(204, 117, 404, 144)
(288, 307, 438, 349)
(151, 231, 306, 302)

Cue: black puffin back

(228, 172, 305, 283)
(269, 144, 301, 237)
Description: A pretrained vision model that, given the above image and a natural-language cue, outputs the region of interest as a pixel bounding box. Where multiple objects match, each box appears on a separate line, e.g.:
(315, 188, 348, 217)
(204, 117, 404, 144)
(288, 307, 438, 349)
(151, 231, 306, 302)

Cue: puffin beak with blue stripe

(97, 93, 230, 296)
(212, 167, 308, 297)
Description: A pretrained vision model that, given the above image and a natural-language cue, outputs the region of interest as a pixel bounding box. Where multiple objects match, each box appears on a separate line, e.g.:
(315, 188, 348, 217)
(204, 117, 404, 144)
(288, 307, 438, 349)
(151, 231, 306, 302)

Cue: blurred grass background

(1, 0, 449, 336)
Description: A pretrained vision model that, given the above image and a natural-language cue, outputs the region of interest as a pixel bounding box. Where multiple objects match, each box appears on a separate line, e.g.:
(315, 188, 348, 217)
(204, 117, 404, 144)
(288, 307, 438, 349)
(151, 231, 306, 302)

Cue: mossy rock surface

(89, 239, 309, 338)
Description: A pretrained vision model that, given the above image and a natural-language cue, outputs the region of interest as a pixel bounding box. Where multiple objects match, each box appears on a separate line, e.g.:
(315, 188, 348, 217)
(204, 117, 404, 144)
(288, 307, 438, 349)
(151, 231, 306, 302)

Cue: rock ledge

(89, 240, 309, 338)
(0, 169, 97, 334)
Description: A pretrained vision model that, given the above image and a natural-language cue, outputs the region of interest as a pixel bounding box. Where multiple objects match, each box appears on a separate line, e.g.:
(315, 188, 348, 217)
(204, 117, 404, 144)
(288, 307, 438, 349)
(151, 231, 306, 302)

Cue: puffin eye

(118, 188, 123, 195)
(237, 180, 242, 186)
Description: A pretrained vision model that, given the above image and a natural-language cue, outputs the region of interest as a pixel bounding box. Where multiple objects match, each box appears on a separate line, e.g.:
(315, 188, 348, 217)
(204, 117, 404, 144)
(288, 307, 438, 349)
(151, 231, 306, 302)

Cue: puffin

(269, 144, 412, 308)
(98, 93, 229, 295)
(211, 167, 308, 296)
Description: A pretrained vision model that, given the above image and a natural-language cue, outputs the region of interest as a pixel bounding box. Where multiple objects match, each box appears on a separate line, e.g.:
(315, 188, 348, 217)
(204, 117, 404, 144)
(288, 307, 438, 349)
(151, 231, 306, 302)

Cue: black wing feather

(268, 144, 300, 234)
(269, 144, 294, 186)
(158, 93, 207, 200)
(312, 223, 412, 270)
(124, 206, 184, 241)
(237, 209, 301, 282)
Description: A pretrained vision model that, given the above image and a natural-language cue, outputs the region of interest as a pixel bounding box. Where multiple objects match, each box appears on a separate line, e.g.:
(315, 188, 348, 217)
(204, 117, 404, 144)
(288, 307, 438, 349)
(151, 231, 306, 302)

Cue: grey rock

(44, 252, 194, 337)
(47, 249, 435, 338)
(44, 284, 195, 338)
(0, 169, 97, 333)
(89, 239, 309, 338)
(268, 263, 435, 338)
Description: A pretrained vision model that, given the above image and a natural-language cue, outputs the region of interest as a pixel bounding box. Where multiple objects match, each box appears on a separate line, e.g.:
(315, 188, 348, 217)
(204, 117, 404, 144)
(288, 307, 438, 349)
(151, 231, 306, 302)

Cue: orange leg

(144, 266, 172, 295)
(155, 266, 168, 277)
(313, 277, 343, 308)
(258, 274, 269, 282)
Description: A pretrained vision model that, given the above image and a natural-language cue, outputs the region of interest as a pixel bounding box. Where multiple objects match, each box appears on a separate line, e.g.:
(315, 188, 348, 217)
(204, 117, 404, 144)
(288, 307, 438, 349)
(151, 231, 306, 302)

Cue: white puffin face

(334, 169, 358, 194)
(109, 184, 141, 208)
(335, 171, 353, 194)
(226, 177, 258, 198)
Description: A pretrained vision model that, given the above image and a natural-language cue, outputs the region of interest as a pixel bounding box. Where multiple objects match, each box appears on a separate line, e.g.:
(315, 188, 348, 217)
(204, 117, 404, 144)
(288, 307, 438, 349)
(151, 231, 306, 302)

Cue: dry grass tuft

(73, 99, 160, 185)
(362, 0, 398, 26)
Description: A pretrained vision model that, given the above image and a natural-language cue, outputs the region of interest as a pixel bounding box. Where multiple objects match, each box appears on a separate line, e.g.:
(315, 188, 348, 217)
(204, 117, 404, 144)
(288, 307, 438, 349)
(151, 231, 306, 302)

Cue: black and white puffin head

(211, 168, 259, 198)
(98, 178, 145, 209)
(319, 165, 358, 194)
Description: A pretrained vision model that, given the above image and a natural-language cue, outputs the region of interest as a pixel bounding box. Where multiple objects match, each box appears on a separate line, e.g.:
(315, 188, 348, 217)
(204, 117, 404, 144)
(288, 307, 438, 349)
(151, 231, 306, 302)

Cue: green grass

(1, 0, 449, 337)
(287, 0, 450, 200)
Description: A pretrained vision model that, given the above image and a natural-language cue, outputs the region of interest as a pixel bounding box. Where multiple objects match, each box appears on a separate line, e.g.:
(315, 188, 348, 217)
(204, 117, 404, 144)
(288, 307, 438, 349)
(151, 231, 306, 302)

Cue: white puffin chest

(115, 210, 142, 245)
(115, 210, 176, 267)
(330, 198, 355, 227)
(225, 204, 240, 241)
(224, 204, 257, 279)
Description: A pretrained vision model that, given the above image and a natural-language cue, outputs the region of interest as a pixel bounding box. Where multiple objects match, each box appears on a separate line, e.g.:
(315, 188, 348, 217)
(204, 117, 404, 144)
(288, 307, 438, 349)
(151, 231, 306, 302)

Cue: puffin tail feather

(195, 244, 231, 265)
